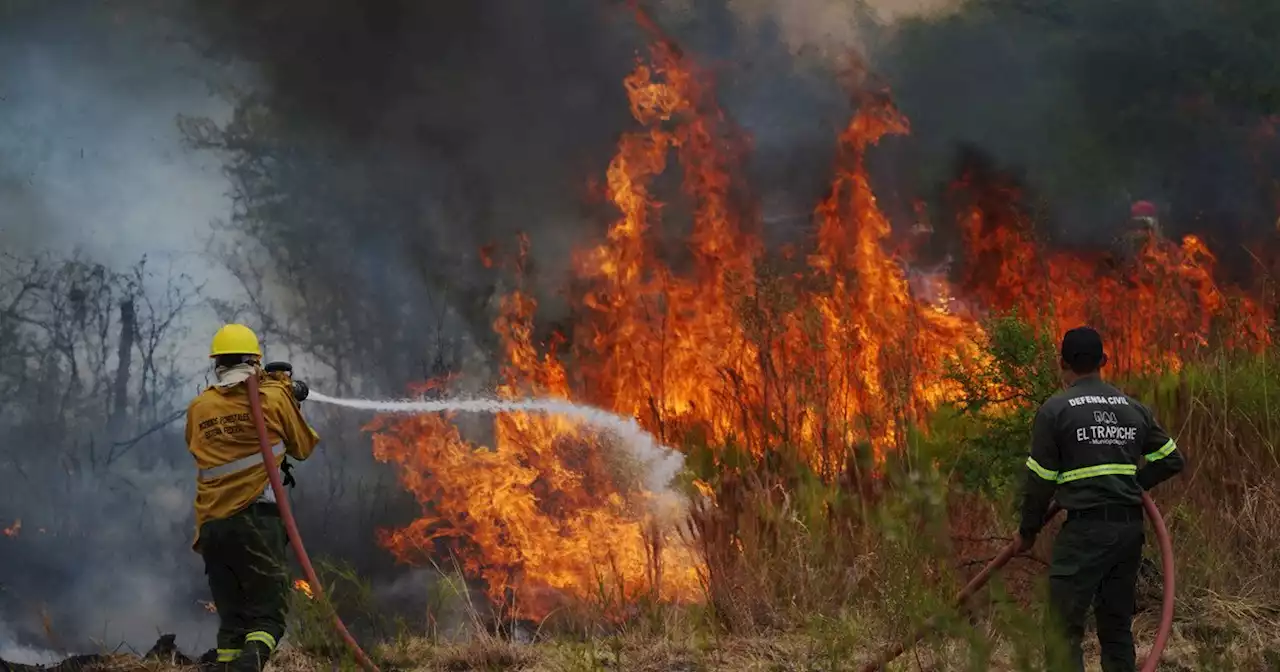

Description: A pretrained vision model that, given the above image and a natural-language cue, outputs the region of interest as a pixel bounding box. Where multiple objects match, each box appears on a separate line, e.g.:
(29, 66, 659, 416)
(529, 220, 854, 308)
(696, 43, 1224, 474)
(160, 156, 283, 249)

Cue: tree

(0, 252, 209, 652)
(174, 0, 652, 394)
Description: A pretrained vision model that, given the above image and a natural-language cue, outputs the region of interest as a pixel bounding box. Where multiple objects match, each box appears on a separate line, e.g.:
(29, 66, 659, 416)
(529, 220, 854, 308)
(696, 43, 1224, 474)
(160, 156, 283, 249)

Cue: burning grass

(4, 8, 1279, 672)
(361, 14, 1275, 634)
(94, 9, 1273, 671)
(274, 31, 1280, 672)
(262, 346, 1267, 670)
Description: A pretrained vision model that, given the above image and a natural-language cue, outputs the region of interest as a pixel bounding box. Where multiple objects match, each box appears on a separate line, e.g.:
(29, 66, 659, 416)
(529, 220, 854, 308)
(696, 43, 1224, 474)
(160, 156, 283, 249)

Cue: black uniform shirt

(1018, 376, 1185, 540)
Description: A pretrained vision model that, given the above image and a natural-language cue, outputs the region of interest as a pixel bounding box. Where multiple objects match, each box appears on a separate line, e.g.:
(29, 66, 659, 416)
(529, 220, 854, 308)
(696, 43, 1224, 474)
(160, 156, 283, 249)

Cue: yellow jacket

(185, 370, 319, 549)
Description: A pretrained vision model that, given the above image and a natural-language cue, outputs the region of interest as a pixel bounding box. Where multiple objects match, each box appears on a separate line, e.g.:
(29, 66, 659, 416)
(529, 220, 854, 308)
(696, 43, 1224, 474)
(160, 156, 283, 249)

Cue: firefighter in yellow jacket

(187, 324, 319, 672)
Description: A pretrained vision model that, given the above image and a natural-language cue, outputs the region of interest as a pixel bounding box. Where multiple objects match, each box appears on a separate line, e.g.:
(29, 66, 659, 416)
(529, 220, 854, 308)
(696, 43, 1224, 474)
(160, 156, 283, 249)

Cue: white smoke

(0, 618, 62, 666)
(720, 0, 957, 59)
(0, 4, 244, 364)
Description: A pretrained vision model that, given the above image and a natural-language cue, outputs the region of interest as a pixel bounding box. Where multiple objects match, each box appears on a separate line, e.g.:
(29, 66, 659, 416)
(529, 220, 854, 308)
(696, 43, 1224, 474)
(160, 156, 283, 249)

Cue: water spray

(307, 390, 687, 496)
(246, 386, 691, 671)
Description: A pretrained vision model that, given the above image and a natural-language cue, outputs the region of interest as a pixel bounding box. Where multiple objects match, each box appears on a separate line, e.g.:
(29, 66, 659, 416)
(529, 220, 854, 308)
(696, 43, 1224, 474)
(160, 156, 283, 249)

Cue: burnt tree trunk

(109, 298, 136, 436)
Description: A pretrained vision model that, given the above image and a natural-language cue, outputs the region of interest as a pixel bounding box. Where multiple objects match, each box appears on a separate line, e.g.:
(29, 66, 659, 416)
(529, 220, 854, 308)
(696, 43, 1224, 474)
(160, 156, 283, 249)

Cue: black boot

(198, 649, 228, 672)
(229, 641, 273, 672)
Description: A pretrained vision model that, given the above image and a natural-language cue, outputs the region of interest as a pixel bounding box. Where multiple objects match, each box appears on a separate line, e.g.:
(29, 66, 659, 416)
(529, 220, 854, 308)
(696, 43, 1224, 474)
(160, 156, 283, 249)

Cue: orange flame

(371, 282, 703, 619)
(3, 519, 20, 538)
(370, 24, 1272, 618)
(955, 174, 1271, 372)
(293, 579, 314, 600)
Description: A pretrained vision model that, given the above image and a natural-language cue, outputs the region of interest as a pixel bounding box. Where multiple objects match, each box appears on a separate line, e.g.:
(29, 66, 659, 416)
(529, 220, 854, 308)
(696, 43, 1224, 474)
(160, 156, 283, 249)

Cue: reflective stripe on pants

(244, 631, 278, 651)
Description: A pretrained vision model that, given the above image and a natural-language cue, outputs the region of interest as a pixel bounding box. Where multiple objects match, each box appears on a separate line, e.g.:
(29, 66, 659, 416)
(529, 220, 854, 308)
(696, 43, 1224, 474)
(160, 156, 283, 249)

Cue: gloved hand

(263, 361, 307, 401)
(281, 457, 297, 488)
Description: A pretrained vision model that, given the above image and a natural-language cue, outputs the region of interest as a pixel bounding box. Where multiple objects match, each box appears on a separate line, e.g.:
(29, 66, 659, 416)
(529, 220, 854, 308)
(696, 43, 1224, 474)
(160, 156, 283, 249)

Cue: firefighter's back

(1041, 377, 1152, 513)
(186, 377, 301, 543)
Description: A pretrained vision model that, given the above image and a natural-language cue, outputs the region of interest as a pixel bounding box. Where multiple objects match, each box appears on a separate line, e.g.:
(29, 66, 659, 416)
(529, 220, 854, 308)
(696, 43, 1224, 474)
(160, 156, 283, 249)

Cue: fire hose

(860, 493, 1174, 671)
(246, 373, 381, 672)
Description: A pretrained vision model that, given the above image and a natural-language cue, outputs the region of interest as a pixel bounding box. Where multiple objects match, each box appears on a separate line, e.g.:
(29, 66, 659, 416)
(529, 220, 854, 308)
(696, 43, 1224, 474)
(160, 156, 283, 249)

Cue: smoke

(720, 0, 954, 59)
(0, 2, 239, 302)
(0, 456, 213, 656)
(0, 2, 239, 657)
(12, 0, 1269, 660)
(174, 0, 954, 305)
(0, 617, 59, 666)
(875, 0, 1280, 253)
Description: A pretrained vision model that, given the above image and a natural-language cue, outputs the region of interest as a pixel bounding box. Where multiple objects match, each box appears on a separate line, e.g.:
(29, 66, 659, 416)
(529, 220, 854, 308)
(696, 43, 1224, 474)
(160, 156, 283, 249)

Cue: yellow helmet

(209, 324, 263, 358)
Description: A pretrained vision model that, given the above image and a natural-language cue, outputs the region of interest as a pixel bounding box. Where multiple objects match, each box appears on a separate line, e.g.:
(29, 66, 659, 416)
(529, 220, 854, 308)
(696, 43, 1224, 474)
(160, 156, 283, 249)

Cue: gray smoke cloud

(721, 0, 955, 58)
(0, 3, 237, 293)
(0, 1, 242, 658)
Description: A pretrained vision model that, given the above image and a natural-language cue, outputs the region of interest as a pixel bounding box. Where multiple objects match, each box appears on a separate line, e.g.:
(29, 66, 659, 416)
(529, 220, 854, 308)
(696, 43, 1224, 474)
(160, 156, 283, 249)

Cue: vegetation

(250, 313, 1277, 671)
(5, 0, 1280, 669)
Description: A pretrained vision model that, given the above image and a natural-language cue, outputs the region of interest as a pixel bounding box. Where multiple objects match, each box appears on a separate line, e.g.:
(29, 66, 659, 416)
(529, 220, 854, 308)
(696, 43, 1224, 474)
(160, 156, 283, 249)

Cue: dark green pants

(1046, 516, 1145, 672)
(199, 503, 290, 668)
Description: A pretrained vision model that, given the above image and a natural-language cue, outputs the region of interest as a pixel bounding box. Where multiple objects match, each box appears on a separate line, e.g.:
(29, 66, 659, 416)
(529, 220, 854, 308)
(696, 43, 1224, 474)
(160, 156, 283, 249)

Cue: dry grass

(372, 635, 537, 671)
(22, 345, 1280, 672)
(1129, 355, 1280, 664)
(21, 601, 1280, 672)
(259, 621, 1279, 671)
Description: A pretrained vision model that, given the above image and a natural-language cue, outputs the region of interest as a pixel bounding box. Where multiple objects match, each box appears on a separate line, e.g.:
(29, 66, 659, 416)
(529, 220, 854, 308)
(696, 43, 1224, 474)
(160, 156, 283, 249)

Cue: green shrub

(928, 314, 1060, 503)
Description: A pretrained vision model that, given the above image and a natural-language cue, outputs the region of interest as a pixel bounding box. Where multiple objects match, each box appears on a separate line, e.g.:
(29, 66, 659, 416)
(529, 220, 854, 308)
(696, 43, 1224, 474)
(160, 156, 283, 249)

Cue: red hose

(860, 494, 1174, 671)
(246, 374, 381, 672)
(1140, 492, 1175, 672)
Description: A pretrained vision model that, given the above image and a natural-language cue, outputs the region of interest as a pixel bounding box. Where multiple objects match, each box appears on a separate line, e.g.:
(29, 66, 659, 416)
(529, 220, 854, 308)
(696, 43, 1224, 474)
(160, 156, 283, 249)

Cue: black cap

(1061, 326, 1106, 371)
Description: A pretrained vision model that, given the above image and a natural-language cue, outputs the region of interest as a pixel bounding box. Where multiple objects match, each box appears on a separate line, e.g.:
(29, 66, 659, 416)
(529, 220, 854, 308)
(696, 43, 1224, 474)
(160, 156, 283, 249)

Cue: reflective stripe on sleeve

(199, 443, 285, 481)
(1056, 463, 1138, 483)
(1144, 439, 1177, 462)
(216, 649, 241, 662)
(1026, 457, 1060, 482)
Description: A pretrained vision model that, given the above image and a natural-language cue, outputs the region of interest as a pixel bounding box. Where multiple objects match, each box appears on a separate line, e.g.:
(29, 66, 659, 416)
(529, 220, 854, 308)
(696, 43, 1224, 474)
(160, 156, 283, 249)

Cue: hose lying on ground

(246, 374, 381, 672)
(860, 493, 1174, 671)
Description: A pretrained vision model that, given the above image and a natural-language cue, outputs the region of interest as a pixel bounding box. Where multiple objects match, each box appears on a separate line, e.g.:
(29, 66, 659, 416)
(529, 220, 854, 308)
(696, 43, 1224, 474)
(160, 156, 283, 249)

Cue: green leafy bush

(925, 314, 1061, 503)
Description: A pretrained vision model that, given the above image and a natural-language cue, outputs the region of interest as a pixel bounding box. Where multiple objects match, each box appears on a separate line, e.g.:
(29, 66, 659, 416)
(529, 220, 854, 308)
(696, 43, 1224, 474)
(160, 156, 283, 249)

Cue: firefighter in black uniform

(1015, 327, 1185, 672)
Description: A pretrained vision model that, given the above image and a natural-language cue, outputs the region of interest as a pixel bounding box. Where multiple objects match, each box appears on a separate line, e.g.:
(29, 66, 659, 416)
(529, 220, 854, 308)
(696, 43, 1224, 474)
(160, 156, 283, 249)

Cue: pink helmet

(1130, 200, 1158, 218)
